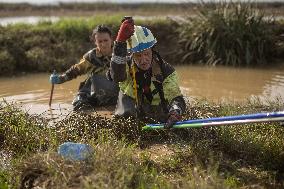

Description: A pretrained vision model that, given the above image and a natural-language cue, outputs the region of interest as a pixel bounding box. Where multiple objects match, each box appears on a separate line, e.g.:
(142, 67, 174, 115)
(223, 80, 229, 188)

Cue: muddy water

(0, 74, 86, 119)
(177, 65, 284, 103)
(0, 65, 284, 117)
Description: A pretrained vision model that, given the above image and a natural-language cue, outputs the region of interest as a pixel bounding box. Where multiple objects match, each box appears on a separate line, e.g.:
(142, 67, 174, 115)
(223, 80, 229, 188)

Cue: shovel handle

(49, 70, 56, 107)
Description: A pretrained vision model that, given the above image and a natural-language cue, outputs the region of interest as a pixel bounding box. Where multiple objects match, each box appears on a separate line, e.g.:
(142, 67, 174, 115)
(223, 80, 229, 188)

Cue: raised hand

(116, 17, 135, 42)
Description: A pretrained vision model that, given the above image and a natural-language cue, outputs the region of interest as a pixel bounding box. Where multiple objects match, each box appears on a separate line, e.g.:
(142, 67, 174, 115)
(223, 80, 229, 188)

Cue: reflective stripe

(111, 55, 126, 64)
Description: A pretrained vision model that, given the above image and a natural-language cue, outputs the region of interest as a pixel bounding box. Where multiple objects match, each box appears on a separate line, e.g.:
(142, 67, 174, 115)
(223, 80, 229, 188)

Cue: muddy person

(49, 25, 119, 111)
(108, 17, 186, 128)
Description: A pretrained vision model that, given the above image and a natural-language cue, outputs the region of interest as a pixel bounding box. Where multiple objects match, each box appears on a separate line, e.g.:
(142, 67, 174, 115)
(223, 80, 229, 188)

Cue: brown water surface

(176, 65, 284, 103)
(0, 65, 284, 117)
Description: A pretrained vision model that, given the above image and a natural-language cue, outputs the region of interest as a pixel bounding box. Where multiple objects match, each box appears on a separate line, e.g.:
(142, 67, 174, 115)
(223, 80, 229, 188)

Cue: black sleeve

(109, 41, 128, 82)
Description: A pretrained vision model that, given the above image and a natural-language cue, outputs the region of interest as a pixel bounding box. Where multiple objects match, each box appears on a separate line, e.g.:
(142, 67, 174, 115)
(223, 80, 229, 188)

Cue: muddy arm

(163, 71, 186, 114)
(64, 58, 93, 80)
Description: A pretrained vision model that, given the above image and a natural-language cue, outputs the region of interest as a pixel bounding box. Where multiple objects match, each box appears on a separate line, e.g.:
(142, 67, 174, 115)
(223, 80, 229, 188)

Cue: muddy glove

(116, 17, 134, 42)
(49, 73, 68, 84)
(164, 110, 182, 129)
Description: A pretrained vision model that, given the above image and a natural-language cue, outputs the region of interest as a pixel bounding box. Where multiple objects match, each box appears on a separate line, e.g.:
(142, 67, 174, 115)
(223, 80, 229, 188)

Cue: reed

(178, 1, 277, 66)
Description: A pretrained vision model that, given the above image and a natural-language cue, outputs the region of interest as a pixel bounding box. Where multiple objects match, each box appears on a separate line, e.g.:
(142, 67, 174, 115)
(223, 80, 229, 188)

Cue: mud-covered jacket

(64, 48, 111, 80)
(110, 41, 186, 115)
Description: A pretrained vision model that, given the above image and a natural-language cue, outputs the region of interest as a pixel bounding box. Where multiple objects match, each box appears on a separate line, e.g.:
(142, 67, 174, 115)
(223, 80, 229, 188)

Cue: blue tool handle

(147, 111, 284, 127)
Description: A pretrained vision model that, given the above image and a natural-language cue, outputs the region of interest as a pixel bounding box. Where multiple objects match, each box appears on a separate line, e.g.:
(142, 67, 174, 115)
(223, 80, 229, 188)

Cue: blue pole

(143, 116, 284, 130)
(146, 111, 284, 127)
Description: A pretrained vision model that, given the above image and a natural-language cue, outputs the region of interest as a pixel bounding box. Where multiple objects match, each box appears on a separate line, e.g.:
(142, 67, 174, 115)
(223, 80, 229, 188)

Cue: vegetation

(0, 16, 112, 75)
(0, 2, 192, 14)
(1, 2, 284, 75)
(0, 15, 175, 76)
(177, 2, 282, 66)
(1, 1, 284, 188)
(1, 99, 284, 188)
(1, 2, 284, 17)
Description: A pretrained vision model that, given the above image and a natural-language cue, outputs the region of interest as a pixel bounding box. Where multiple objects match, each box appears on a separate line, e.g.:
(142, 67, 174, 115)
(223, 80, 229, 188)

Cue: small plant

(0, 171, 9, 189)
(0, 101, 53, 156)
(178, 1, 277, 66)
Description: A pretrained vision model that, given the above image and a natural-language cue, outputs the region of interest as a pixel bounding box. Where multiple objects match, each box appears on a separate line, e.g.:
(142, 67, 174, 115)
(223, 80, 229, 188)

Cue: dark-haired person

(108, 18, 186, 128)
(50, 25, 119, 111)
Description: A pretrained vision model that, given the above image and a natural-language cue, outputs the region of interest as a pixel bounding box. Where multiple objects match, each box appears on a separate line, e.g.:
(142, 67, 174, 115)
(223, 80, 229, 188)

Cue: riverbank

(0, 15, 284, 76)
(1, 2, 284, 76)
(1, 2, 284, 17)
(0, 3, 193, 17)
(1, 99, 284, 188)
(0, 15, 183, 75)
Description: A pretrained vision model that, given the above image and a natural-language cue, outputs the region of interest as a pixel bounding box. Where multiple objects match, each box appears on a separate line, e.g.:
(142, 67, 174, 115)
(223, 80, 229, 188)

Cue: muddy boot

(73, 101, 94, 112)
(72, 94, 95, 112)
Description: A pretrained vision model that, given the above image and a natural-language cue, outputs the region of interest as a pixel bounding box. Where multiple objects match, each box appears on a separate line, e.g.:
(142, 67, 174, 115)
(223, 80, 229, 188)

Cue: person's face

(133, 48, 153, 71)
(94, 32, 112, 56)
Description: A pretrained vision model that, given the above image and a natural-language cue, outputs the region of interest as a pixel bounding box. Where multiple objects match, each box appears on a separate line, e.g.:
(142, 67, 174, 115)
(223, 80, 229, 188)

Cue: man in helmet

(108, 18, 186, 128)
(50, 25, 119, 111)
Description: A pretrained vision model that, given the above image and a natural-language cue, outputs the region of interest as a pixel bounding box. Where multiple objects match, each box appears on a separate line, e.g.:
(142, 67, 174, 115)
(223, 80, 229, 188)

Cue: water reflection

(0, 16, 59, 26)
(262, 73, 284, 101)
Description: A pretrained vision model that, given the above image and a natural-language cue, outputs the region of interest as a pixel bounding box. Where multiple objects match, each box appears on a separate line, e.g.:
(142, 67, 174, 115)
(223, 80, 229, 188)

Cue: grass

(14, 138, 168, 189)
(1, 98, 284, 188)
(0, 171, 9, 189)
(177, 1, 278, 66)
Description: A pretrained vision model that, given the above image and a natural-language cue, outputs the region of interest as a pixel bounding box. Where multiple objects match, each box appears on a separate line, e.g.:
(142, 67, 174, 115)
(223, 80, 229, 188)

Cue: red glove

(116, 18, 134, 42)
(164, 110, 182, 129)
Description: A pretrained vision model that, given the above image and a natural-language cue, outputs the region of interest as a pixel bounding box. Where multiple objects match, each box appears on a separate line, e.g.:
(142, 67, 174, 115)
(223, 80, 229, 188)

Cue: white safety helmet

(127, 25, 157, 53)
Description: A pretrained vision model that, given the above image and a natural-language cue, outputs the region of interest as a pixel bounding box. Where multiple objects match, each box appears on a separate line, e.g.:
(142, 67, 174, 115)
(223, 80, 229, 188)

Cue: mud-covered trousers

(72, 74, 119, 111)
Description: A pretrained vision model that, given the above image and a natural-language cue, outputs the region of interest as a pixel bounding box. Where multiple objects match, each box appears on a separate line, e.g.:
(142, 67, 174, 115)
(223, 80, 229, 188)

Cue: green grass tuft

(178, 1, 278, 66)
